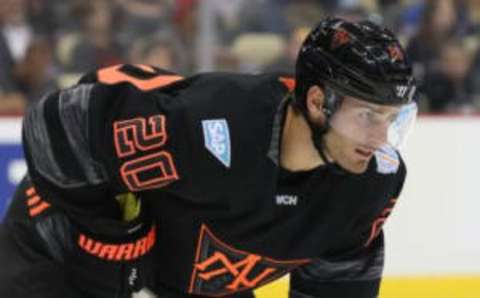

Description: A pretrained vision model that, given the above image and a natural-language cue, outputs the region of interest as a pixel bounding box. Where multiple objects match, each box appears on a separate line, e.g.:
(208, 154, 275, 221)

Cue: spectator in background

(129, 30, 187, 73)
(234, 0, 290, 37)
(377, 0, 404, 33)
(0, 8, 18, 97)
(67, 0, 123, 73)
(395, 0, 425, 38)
(202, 0, 292, 45)
(117, 0, 172, 46)
(13, 37, 58, 104)
(333, 5, 369, 23)
(422, 39, 474, 113)
(202, 0, 245, 45)
(283, 0, 324, 32)
(217, 0, 323, 73)
(406, 0, 471, 85)
(173, 0, 198, 72)
(263, 26, 309, 74)
(468, 0, 480, 29)
(26, 0, 58, 37)
(208, 0, 296, 73)
(0, 0, 32, 63)
(0, 0, 31, 114)
(463, 45, 480, 110)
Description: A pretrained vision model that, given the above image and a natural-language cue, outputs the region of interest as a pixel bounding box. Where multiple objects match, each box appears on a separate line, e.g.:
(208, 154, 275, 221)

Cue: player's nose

(369, 123, 389, 149)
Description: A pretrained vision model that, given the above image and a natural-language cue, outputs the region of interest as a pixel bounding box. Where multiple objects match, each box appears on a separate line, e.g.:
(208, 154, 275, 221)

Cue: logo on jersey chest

(202, 119, 231, 168)
(189, 224, 310, 296)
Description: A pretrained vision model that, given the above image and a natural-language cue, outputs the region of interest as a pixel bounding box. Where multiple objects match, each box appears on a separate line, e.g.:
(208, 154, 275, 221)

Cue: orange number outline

(120, 151, 179, 192)
(114, 115, 167, 158)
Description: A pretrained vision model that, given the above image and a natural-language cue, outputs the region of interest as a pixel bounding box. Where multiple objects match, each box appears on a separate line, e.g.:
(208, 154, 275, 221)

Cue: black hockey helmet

(294, 17, 416, 116)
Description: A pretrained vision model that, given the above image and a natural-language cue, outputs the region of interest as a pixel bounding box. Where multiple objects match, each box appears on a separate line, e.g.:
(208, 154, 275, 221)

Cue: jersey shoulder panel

(79, 64, 183, 89)
(23, 65, 185, 193)
(23, 85, 107, 190)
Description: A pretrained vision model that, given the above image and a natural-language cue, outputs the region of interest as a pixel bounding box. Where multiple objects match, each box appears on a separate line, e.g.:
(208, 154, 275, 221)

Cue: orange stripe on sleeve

(25, 187, 36, 197)
(29, 201, 51, 217)
(27, 195, 41, 206)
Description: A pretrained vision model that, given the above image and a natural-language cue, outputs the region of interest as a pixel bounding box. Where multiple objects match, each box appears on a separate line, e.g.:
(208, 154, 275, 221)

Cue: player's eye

(387, 113, 399, 124)
(358, 110, 374, 122)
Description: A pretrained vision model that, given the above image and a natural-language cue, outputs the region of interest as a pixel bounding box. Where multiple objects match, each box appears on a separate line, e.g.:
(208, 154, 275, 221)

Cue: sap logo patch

(202, 119, 231, 168)
(374, 146, 400, 174)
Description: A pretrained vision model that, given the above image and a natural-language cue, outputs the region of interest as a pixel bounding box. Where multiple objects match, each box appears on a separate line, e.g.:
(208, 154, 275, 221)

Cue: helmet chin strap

(304, 112, 332, 166)
(307, 118, 348, 175)
(294, 88, 347, 173)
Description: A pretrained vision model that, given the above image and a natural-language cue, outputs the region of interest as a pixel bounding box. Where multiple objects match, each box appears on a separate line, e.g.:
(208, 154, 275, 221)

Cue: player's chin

(349, 161, 369, 174)
(342, 155, 371, 174)
(335, 157, 369, 174)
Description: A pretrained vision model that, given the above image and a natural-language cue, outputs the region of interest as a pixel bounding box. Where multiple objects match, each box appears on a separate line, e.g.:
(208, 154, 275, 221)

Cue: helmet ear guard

(322, 86, 342, 117)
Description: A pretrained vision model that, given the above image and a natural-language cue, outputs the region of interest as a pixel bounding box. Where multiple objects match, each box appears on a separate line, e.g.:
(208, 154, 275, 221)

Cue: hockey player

(0, 18, 416, 298)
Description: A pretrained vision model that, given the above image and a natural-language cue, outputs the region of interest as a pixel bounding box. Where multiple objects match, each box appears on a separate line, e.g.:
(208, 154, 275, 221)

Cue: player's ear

(305, 85, 326, 124)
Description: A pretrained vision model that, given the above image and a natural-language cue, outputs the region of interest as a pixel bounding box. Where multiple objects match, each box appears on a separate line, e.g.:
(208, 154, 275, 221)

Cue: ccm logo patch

(202, 119, 231, 168)
(276, 194, 298, 206)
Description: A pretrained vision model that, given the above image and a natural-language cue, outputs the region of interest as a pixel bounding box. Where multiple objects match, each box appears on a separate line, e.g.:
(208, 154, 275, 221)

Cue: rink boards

(254, 276, 480, 298)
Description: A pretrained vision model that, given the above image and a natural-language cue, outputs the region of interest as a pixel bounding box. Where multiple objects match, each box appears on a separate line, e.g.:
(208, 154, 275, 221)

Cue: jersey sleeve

(289, 233, 385, 298)
(22, 64, 184, 211)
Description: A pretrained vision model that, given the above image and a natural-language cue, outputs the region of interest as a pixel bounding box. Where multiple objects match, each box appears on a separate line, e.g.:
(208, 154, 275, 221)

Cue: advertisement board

(0, 118, 25, 220)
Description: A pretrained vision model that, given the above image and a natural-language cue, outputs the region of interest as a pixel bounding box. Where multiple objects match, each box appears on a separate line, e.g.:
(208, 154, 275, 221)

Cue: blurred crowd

(1, 0, 480, 115)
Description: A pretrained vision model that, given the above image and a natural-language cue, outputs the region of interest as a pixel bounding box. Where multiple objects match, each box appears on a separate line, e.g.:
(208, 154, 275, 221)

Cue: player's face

(325, 96, 402, 173)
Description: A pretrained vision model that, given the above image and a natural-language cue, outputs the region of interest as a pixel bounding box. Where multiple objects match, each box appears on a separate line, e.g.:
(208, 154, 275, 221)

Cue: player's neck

(280, 106, 325, 171)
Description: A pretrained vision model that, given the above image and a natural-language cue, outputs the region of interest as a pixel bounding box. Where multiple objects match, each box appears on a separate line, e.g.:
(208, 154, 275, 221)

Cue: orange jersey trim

(25, 186, 51, 217)
(278, 77, 296, 92)
(98, 64, 183, 91)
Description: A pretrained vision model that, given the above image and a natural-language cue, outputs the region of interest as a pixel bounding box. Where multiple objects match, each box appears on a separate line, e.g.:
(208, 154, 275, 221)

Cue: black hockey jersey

(22, 64, 406, 297)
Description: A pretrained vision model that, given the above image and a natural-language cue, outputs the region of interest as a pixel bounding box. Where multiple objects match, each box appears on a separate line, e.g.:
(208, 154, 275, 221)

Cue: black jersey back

(22, 64, 406, 296)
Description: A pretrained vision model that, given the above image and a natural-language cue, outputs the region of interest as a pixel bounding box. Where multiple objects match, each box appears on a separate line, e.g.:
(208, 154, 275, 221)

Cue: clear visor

(329, 97, 417, 151)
